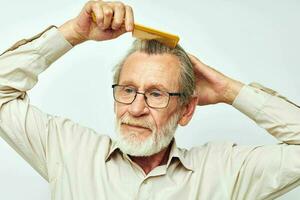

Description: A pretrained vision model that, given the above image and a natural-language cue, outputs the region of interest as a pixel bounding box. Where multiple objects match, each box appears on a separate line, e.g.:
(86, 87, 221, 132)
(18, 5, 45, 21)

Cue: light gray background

(0, 0, 299, 199)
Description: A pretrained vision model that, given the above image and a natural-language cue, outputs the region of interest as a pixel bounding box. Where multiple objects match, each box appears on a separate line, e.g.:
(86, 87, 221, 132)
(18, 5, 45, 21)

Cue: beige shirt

(0, 27, 300, 200)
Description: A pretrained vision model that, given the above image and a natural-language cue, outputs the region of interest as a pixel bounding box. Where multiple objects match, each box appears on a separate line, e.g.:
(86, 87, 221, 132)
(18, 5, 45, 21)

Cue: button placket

(137, 178, 152, 199)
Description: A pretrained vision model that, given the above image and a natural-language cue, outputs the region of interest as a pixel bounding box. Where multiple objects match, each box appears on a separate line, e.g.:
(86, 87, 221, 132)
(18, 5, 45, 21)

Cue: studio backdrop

(0, 0, 299, 199)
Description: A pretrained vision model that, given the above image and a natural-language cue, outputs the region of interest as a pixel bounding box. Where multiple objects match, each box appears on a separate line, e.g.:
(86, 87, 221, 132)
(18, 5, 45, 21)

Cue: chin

(116, 129, 175, 157)
(115, 111, 180, 156)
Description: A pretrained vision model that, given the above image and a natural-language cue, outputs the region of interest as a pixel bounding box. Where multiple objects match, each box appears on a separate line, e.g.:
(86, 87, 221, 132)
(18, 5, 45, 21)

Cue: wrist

(58, 20, 87, 46)
(223, 80, 244, 105)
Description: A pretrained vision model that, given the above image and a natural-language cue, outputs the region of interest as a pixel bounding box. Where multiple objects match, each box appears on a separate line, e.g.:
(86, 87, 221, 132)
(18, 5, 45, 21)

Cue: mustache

(119, 113, 156, 130)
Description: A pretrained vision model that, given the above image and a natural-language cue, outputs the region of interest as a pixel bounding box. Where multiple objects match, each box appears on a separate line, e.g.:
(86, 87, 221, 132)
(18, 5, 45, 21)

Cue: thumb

(188, 54, 215, 81)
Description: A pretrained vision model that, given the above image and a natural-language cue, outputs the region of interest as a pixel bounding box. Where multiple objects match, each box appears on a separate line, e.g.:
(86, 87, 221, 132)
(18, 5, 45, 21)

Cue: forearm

(58, 20, 87, 46)
(233, 83, 300, 144)
(223, 79, 244, 105)
(0, 27, 72, 109)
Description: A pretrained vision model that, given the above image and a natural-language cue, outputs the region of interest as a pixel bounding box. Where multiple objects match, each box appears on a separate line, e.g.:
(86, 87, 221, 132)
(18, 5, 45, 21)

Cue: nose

(128, 93, 149, 117)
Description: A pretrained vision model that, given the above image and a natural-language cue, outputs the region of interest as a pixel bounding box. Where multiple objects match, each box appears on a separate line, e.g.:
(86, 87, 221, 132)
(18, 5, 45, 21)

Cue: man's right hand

(58, 0, 134, 46)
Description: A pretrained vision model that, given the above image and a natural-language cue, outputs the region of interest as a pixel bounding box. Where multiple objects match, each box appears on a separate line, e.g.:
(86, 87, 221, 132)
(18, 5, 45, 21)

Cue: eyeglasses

(112, 84, 181, 109)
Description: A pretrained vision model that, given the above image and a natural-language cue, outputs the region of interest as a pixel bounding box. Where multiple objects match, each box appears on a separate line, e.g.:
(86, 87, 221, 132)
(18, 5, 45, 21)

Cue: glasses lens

(145, 90, 169, 108)
(114, 85, 136, 104)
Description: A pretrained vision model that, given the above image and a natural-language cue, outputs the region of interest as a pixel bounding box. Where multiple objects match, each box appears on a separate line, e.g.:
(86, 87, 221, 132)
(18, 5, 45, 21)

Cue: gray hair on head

(113, 39, 195, 106)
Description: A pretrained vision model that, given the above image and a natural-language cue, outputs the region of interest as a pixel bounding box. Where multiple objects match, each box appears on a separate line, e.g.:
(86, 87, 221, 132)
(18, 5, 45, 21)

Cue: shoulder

(183, 141, 257, 168)
(48, 115, 113, 157)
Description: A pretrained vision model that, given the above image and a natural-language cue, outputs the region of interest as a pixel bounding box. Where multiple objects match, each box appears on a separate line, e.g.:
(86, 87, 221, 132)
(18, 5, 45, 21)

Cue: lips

(121, 123, 151, 131)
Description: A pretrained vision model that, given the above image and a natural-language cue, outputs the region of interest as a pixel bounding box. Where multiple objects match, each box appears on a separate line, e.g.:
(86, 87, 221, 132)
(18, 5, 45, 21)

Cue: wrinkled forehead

(119, 51, 181, 92)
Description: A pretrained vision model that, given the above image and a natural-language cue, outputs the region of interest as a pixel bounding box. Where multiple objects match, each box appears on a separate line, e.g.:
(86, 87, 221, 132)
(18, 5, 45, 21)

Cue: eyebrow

(119, 81, 171, 91)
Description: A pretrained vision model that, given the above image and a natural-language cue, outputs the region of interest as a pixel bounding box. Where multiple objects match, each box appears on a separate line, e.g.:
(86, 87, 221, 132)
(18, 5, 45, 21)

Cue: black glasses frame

(112, 84, 181, 109)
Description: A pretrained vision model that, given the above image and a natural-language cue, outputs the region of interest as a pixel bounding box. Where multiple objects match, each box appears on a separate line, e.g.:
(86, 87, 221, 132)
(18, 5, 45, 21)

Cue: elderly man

(0, 1, 299, 200)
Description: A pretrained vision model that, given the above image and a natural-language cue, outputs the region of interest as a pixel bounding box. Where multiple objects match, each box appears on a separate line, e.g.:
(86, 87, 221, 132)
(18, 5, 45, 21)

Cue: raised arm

(189, 53, 300, 199)
(0, 0, 133, 181)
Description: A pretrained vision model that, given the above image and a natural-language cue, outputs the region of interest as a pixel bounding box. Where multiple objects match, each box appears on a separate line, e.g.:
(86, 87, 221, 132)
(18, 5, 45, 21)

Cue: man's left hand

(188, 54, 244, 106)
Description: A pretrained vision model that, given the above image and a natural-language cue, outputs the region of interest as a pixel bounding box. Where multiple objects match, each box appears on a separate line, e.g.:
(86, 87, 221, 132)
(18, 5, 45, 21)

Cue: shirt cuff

(232, 85, 273, 120)
(34, 27, 73, 64)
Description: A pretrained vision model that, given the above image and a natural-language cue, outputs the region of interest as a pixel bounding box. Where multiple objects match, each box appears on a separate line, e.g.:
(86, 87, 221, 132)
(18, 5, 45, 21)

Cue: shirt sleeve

(229, 84, 300, 199)
(0, 27, 76, 181)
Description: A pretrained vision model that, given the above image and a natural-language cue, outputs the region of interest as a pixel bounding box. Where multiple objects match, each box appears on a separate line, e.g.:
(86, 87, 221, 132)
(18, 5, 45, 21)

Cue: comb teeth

(132, 24, 180, 48)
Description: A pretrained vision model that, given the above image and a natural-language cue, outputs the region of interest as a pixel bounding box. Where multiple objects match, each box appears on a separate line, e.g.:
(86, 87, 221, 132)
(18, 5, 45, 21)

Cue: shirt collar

(167, 139, 194, 171)
(105, 139, 119, 161)
(105, 138, 194, 172)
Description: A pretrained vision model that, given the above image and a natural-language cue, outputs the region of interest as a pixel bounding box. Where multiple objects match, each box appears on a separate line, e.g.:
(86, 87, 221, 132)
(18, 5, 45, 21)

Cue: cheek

(155, 106, 180, 130)
(115, 103, 173, 131)
(155, 119, 167, 130)
(151, 113, 169, 130)
(115, 103, 128, 118)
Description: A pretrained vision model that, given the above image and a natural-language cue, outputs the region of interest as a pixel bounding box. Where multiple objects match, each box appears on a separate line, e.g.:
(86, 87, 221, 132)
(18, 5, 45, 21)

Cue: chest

(50, 154, 230, 200)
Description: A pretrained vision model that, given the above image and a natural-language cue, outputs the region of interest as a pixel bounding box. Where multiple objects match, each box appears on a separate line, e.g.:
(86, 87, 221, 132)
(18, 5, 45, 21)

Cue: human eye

(149, 90, 163, 98)
(122, 86, 135, 94)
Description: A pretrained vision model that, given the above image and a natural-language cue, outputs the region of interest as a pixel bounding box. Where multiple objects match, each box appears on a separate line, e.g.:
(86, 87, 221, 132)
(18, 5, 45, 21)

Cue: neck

(130, 144, 172, 175)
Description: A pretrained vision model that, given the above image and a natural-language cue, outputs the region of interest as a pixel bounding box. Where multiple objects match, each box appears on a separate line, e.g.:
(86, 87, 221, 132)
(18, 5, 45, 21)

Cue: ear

(178, 96, 198, 126)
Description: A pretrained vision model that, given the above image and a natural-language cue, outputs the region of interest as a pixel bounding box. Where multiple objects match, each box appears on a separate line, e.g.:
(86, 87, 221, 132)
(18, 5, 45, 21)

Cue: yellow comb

(91, 13, 180, 48)
(132, 24, 179, 48)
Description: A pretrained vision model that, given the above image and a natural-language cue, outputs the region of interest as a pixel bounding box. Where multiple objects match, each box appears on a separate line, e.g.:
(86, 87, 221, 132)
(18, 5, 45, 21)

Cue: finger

(188, 54, 205, 74)
(188, 54, 211, 73)
(111, 2, 125, 30)
(124, 5, 134, 32)
(81, 1, 95, 22)
(111, 25, 127, 38)
(189, 53, 226, 84)
(188, 53, 205, 66)
(188, 53, 216, 79)
(102, 5, 114, 30)
(91, 3, 104, 26)
(189, 54, 220, 74)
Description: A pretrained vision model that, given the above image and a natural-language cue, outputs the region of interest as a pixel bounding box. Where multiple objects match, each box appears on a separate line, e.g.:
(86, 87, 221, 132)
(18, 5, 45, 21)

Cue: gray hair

(113, 39, 195, 106)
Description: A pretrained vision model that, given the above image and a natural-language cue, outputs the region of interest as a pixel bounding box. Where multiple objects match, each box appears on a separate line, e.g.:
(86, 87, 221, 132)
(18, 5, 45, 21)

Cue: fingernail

(127, 25, 133, 31)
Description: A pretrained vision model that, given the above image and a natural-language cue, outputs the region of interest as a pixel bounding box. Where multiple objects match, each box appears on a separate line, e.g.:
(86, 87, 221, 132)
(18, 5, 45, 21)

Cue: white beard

(115, 112, 180, 156)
